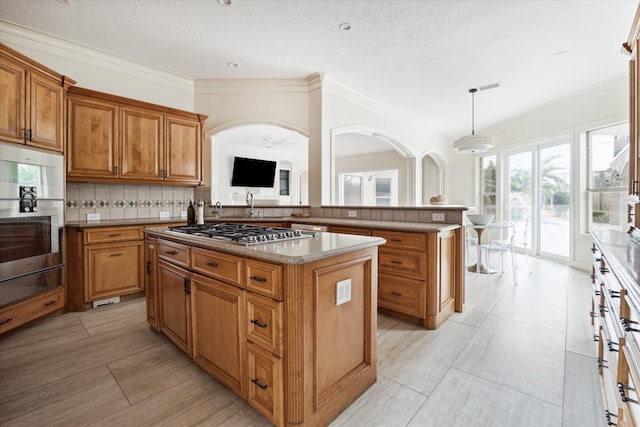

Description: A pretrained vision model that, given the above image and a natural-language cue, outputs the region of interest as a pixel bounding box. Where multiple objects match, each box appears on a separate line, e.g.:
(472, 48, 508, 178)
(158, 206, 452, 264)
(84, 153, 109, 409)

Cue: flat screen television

(231, 156, 277, 187)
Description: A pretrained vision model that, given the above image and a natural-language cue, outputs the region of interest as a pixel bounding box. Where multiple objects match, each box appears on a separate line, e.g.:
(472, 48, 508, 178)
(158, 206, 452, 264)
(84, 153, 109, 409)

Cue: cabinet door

(0, 58, 25, 143)
(145, 237, 158, 330)
(84, 240, 144, 301)
(246, 342, 283, 426)
(27, 72, 64, 152)
(158, 260, 192, 355)
(191, 273, 245, 396)
(67, 97, 118, 179)
(164, 115, 201, 184)
(120, 107, 163, 181)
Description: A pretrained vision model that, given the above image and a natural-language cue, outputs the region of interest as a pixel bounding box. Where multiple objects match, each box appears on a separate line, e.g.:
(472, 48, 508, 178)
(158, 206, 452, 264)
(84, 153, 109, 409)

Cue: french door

(505, 138, 571, 261)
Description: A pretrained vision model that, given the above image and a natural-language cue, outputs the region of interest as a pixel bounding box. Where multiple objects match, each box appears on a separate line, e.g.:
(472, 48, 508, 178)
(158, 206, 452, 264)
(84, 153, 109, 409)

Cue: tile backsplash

(66, 182, 195, 222)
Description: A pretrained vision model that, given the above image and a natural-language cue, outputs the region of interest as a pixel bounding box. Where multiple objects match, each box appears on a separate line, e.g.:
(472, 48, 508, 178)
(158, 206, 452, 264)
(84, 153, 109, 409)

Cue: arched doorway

(331, 127, 415, 206)
(209, 123, 308, 206)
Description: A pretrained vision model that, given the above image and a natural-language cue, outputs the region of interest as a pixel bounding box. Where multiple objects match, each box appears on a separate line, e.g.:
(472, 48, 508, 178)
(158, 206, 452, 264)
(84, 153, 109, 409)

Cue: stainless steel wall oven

(0, 142, 64, 309)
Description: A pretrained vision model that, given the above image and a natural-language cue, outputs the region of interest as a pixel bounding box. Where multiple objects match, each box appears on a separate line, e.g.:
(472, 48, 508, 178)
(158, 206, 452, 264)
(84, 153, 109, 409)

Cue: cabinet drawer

(192, 247, 242, 284)
(378, 248, 426, 280)
(378, 272, 426, 318)
(246, 342, 283, 426)
(373, 229, 426, 251)
(246, 293, 283, 357)
(0, 287, 64, 334)
(245, 260, 283, 300)
(84, 226, 143, 244)
(157, 239, 190, 268)
(329, 226, 372, 236)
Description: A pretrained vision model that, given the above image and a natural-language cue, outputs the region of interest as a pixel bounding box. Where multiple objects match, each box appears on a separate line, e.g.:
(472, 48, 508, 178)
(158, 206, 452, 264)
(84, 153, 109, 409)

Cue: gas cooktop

(167, 223, 315, 246)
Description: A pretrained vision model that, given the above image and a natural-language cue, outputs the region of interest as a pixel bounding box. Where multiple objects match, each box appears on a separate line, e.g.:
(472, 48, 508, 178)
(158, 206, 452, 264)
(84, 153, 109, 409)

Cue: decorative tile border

(66, 199, 190, 209)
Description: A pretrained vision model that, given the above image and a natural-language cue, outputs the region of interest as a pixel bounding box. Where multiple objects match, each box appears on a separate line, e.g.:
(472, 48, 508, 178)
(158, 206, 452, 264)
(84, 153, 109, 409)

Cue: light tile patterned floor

(0, 254, 601, 427)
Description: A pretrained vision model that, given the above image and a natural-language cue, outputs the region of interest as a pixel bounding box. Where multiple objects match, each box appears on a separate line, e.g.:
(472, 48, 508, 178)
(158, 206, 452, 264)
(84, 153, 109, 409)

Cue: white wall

(0, 22, 194, 110)
(320, 75, 451, 206)
(194, 79, 310, 190)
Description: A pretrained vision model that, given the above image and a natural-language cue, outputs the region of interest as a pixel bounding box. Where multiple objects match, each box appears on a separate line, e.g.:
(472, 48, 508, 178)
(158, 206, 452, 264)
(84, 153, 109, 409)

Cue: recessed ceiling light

(227, 62, 238, 68)
(217, 0, 232, 5)
(339, 23, 351, 31)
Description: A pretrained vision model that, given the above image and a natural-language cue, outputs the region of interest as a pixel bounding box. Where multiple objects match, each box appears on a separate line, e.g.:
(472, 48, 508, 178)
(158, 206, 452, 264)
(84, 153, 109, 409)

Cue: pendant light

(453, 87, 495, 153)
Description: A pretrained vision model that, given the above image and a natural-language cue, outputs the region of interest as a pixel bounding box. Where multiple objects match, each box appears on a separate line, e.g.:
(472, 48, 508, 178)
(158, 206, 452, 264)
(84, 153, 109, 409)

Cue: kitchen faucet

(212, 201, 222, 218)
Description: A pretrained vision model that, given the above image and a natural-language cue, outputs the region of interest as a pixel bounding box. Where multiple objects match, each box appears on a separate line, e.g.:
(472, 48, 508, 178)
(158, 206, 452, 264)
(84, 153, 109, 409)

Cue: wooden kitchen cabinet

(66, 86, 206, 185)
(145, 237, 159, 331)
(145, 229, 379, 427)
(158, 259, 192, 355)
(0, 43, 75, 152)
(326, 225, 461, 329)
(85, 240, 144, 301)
(0, 287, 64, 335)
(246, 341, 284, 426)
(165, 115, 202, 184)
(66, 225, 145, 311)
(66, 96, 117, 178)
(191, 273, 245, 396)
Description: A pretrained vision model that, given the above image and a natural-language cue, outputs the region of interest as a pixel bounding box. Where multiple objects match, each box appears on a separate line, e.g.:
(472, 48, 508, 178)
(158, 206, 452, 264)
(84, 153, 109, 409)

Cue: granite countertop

(143, 227, 385, 264)
(65, 216, 459, 233)
(592, 230, 640, 305)
(65, 217, 188, 228)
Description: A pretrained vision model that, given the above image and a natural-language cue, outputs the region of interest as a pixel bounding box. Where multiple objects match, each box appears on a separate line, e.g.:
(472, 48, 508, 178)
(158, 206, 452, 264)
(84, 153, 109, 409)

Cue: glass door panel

(539, 143, 571, 259)
(507, 151, 533, 252)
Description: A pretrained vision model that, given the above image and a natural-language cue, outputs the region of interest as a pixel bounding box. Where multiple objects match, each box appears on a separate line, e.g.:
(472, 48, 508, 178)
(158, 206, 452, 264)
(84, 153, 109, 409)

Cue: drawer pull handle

(110, 253, 123, 257)
(108, 233, 122, 237)
(598, 357, 608, 369)
(44, 300, 56, 306)
(605, 410, 618, 426)
(618, 382, 639, 404)
(252, 378, 268, 390)
(390, 291, 402, 297)
(607, 339, 619, 352)
(390, 239, 402, 242)
(205, 262, 219, 268)
(147, 261, 153, 274)
(165, 250, 178, 255)
(390, 260, 402, 265)
(0, 317, 13, 325)
(250, 276, 267, 283)
(251, 319, 268, 329)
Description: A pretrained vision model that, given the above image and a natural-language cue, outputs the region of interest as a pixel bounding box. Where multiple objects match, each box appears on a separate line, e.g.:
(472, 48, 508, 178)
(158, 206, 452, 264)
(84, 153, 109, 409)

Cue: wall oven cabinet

(0, 142, 65, 334)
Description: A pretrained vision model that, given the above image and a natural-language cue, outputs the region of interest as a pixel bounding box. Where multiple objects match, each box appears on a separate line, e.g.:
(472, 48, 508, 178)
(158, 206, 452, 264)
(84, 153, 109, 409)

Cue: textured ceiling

(0, 0, 637, 141)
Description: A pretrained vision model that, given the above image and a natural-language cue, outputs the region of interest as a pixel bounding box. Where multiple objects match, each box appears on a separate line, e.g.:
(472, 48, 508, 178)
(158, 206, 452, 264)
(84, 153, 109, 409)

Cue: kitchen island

(143, 226, 384, 427)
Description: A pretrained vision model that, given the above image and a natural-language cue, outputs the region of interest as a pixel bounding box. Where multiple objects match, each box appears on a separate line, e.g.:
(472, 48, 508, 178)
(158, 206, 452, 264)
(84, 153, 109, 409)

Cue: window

(479, 155, 496, 215)
(279, 169, 290, 196)
(375, 178, 391, 206)
(587, 122, 629, 232)
(342, 175, 362, 205)
(340, 170, 398, 206)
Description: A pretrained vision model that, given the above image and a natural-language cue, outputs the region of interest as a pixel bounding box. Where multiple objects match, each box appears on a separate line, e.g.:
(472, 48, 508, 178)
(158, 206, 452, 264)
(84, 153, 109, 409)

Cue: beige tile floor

(0, 254, 601, 427)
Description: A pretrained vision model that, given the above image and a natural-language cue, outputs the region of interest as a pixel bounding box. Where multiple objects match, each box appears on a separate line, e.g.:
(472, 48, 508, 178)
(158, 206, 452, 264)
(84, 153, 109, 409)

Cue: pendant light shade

(453, 88, 495, 153)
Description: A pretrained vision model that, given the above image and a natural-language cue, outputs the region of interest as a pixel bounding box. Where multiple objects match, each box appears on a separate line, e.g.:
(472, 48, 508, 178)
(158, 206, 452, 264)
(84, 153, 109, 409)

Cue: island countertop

(143, 226, 386, 265)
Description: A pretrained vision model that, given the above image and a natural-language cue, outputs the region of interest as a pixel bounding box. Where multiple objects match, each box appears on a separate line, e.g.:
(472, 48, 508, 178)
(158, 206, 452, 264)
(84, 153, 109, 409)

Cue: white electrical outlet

(336, 278, 352, 306)
(432, 212, 446, 222)
(86, 213, 100, 221)
(180, 211, 187, 219)
(159, 211, 170, 218)
(348, 210, 357, 218)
